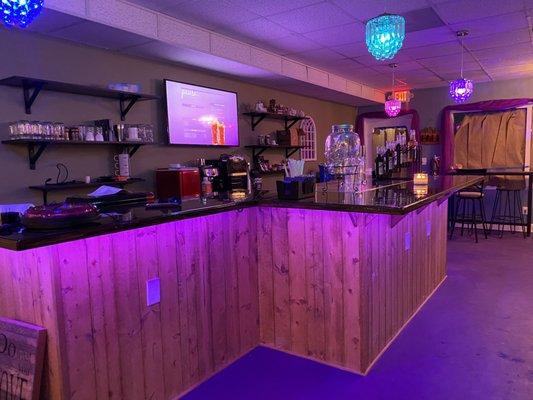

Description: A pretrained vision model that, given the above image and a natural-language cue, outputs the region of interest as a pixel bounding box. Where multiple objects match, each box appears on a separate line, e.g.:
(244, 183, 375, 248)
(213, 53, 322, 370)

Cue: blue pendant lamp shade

(366, 13, 405, 60)
(1, 0, 44, 28)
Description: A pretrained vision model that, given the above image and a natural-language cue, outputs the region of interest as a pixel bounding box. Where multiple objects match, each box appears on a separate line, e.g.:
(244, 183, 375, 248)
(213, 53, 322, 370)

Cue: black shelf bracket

(119, 96, 139, 121)
(22, 80, 44, 114)
(28, 142, 48, 170)
(285, 119, 299, 130)
(251, 147, 268, 159)
(250, 114, 267, 131)
(125, 144, 142, 157)
(285, 148, 300, 158)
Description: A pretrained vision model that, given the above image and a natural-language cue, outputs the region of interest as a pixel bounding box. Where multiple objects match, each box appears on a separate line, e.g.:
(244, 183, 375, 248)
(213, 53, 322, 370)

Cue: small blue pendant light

(1, 0, 44, 28)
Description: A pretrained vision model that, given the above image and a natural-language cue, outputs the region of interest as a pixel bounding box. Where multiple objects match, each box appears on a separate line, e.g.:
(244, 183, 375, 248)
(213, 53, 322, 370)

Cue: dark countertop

(264, 175, 483, 215)
(0, 175, 482, 251)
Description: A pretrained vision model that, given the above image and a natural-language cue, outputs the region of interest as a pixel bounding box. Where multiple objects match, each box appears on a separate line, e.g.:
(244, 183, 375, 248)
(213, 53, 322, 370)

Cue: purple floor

(184, 235, 533, 400)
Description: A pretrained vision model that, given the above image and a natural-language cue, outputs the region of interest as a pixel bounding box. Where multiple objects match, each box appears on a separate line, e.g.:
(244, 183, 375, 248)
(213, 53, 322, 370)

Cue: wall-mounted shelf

(245, 144, 303, 160)
(242, 112, 305, 131)
(0, 76, 159, 120)
(2, 139, 155, 170)
(29, 177, 145, 205)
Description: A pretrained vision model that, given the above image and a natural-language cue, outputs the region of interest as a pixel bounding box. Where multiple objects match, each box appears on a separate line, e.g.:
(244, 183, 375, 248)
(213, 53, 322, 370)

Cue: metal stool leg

(449, 195, 459, 240)
(478, 197, 488, 239)
(490, 189, 501, 235)
(460, 197, 467, 236)
(515, 190, 527, 239)
(471, 199, 478, 243)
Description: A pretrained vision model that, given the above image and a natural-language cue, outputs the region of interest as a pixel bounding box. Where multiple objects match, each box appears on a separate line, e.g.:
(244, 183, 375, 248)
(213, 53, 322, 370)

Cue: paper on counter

(88, 185, 124, 197)
(0, 203, 34, 213)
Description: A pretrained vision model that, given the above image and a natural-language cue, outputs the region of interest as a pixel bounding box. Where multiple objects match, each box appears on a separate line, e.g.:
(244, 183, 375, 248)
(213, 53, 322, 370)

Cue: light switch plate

(421, 157, 428, 166)
(405, 232, 411, 251)
(146, 278, 161, 306)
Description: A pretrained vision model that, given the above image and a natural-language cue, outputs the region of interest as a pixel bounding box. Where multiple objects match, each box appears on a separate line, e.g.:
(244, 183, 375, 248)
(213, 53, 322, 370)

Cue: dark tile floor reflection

(184, 235, 533, 400)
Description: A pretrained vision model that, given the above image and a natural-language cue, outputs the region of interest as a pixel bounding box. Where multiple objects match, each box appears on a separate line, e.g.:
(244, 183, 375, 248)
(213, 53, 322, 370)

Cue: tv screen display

(165, 80, 239, 146)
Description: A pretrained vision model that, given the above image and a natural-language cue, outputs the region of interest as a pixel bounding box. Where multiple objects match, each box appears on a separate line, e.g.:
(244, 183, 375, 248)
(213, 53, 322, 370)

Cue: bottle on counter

(201, 177, 213, 197)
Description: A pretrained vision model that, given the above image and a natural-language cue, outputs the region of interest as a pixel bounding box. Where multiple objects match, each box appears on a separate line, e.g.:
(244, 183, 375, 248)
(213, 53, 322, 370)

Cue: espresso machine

(206, 155, 251, 193)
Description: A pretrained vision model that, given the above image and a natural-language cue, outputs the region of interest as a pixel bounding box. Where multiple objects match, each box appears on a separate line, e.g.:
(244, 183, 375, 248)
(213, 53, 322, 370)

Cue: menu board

(165, 80, 239, 146)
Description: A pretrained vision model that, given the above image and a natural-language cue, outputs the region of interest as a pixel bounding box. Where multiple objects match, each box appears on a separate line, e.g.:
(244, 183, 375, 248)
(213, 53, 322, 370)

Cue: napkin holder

(276, 176, 316, 200)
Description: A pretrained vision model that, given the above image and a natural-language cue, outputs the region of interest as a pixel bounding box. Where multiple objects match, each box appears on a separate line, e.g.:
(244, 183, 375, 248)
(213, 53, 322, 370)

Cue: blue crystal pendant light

(1, 0, 44, 28)
(449, 30, 474, 103)
(366, 13, 405, 60)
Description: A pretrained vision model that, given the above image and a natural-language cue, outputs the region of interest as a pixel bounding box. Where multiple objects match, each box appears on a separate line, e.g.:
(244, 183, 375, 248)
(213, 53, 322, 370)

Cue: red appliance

(155, 168, 201, 200)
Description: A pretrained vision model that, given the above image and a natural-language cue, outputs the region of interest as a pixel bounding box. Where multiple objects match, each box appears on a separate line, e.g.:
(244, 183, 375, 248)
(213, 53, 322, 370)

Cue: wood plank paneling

(0, 204, 447, 398)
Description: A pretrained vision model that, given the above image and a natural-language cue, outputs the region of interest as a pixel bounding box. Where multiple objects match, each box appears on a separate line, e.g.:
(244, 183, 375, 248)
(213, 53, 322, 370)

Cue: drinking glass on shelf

(8, 122, 18, 139)
(78, 125, 89, 141)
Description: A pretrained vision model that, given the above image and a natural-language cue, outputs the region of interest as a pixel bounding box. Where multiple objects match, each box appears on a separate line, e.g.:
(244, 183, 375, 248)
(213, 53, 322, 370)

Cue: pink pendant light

(449, 30, 474, 103)
(385, 63, 401, 117)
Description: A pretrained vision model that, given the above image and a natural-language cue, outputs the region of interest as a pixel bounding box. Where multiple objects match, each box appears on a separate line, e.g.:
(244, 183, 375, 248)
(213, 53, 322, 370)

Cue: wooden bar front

(0, 201, 448, 399)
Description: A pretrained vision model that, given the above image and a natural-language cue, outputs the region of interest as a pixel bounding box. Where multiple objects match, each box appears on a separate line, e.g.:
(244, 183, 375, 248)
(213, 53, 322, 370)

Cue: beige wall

(0, 28, 357, 204)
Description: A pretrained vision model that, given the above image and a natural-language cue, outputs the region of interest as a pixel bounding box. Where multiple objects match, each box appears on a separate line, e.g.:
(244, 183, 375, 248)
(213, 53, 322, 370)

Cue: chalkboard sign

(0, 318, 46, 400)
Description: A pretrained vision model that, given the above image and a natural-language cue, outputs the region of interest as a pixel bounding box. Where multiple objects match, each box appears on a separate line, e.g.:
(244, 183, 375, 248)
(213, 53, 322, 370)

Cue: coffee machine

(206, 155, 250, 193)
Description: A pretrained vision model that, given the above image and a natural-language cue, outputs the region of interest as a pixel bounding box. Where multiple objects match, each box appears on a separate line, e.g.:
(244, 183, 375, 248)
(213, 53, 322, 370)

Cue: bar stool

(449, 184, 488, 243)
(490, 177, 526, 238)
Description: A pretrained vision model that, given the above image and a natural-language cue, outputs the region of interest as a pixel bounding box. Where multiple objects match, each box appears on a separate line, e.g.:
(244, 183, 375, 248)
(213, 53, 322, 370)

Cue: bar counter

(0, 175, 481, 400)
(0, 175, 479, 251)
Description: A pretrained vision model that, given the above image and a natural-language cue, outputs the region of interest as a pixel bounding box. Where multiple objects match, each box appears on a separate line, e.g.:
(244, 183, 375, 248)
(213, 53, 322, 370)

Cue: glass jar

(324, 124, 361, 192)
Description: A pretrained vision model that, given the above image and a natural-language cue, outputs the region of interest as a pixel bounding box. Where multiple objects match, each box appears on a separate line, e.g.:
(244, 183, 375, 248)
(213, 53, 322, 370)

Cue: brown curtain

(454, 109, 526, 188)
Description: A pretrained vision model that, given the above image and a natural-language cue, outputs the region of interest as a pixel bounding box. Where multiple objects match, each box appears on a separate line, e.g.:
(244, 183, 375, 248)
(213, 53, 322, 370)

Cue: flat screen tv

(164, 79, 239, 146)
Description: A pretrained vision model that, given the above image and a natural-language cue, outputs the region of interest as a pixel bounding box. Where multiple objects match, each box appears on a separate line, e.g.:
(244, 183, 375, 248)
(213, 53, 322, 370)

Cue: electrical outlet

(146, 278, 161, 306)
(523, 206, 528, 215)
(421, 157, 428, 166)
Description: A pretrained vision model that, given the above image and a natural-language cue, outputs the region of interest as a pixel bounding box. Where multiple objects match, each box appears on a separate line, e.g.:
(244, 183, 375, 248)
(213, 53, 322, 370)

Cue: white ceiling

(124, 0, 533, 90)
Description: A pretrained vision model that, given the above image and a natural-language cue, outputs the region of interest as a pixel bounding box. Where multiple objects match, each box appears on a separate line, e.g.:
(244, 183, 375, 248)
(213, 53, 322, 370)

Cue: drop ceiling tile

(354, 51, 413, 67)
(448, 12, 529, 38)
(478, 53, 533, 69)
(331, 0, 429, 22)
(161, 0, 259, 31)
(258, 34, 323, 55)
(403, 26, 455, 49)
(472, 42, 533, 61)
(49, 20, 153, 50)
(289, 48, 348, 69)
(267, 2, 355, 33)
(403, 7, 446, 33)
(228, 0, 323, 17)
(463, 29, 531, 51)
(221, 18, 292, 43)
(417, 53, 476, 69)
(330, 41, 370, 58)
(424, 60, 480, 74)
(403, 41, 463, 59)
(433, 0, 525, 24)
(323, 59, 370, 76)
(302, 22, 365, 46)
(373, 61, 427, 74)
(485, 64, 533, 76)
(438, 69, 491, 81)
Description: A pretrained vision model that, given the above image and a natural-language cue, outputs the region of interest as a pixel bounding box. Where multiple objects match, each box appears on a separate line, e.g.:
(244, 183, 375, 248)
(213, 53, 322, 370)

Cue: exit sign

(393, 91, 413, 103)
